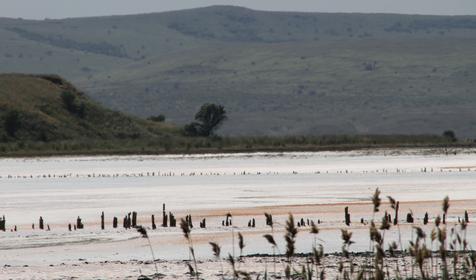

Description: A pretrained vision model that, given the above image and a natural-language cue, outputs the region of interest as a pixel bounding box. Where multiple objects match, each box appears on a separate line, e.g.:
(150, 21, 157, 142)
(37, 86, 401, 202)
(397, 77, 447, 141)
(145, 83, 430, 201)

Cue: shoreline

(0, 142, 473, 159)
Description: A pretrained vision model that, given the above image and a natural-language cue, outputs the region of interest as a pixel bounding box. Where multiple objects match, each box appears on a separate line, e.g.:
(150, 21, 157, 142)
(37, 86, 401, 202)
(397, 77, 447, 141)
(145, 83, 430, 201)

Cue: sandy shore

(2, 252, 473, 279)
(1, 198, 476, 279)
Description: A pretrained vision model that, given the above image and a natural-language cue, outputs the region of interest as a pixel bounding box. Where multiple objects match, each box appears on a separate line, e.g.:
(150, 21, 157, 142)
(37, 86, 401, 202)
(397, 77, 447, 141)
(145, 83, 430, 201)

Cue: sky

(1, 0, 475, 19)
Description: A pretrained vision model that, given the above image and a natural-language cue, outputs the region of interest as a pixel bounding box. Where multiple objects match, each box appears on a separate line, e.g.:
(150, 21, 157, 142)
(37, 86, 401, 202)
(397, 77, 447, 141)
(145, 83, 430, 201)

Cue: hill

(0, 74, 184, 153)
(1, 74, 461, 157)
(1, 6, 476, 137)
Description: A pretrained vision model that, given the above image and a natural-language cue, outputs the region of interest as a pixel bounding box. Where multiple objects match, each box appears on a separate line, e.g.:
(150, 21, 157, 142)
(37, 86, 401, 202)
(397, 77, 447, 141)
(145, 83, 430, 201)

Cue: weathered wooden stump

(151, 215, 156, 230)
(265, 214, 273, 226)
(113, 217, 118, 228)
(76, 216, 84, 229)
(101, 212, 105, 230)
(344, 207, 351, 226)
(132, 212, 137, 227)
(39, 216, 44, 230)
(169, 212, 176, 227)
(162, 204, 168, 227)
(423, 212, 429, 225)
(465, 210, 469, 223)
(393, 202, 399, 225)
(406, 212, 414, 223)
(186, 214, 193, 228)
(0, 215, 5, 231)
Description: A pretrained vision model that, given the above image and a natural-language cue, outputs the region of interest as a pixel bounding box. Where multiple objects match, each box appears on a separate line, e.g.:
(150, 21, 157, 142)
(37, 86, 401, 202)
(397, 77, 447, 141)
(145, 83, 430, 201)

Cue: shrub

(3, 110, 21, 137)
(61, 91, 86, 118)
(148, 114, 166, 122)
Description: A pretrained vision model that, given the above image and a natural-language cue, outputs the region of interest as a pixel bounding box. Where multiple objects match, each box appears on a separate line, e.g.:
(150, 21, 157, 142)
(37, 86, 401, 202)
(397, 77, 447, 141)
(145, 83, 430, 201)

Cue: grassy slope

(0, 74, 178, 143)
(0, 6, 476, 137)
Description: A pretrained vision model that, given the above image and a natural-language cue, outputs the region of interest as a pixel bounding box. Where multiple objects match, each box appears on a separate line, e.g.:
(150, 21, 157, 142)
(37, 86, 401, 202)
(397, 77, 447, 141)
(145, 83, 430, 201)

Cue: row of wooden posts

(343, 201, 470, 226)
(0, 205, 472, 232)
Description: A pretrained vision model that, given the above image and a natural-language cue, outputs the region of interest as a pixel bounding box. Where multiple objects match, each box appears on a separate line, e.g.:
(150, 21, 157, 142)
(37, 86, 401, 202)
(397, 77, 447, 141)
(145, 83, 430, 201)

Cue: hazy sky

(1, 0, 475, 19)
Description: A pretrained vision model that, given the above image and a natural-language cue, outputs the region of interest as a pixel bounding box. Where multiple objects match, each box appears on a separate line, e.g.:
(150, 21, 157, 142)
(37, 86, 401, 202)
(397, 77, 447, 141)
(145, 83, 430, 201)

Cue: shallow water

(1, 150, 476, 225)
(0, 149, 476, 263)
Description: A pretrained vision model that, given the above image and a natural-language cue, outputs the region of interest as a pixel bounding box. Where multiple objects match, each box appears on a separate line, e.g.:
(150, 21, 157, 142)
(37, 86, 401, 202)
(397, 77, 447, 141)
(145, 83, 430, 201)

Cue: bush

(443, 130, 457, 142)
(3, 110, 21, 137)
(61, 91, 86, 118)
(148, 114, 166, 122)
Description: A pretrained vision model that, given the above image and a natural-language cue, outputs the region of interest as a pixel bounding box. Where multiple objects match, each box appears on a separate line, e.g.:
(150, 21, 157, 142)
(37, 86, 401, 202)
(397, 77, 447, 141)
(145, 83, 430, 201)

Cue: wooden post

(68, 224, 72, 231)
(393, 201, 399, 225)
(188, 215, 193, 228)
(169, 212, 176, 227)
(266, 214, 273, 226)
(406, 212, 414, 223)
(39, 216, 44, 230)
(162, 204, 167, 227)
(132, 212, 137, 227)
(344, 207, 351, 226)
(113, 217, 118, 228)
(465, 210, 469, 223)
(152, 215, 156, 230)
(77, 216, 84, 229)
(423, 212, 429, 225)
(101, 212, 105, 230)
(0, 215, 5, 231)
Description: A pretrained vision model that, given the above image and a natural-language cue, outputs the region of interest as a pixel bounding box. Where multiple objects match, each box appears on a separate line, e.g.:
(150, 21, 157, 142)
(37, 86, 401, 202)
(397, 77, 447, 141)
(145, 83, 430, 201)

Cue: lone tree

(443, 130, 457, 142)
(184, 103, 227, 137)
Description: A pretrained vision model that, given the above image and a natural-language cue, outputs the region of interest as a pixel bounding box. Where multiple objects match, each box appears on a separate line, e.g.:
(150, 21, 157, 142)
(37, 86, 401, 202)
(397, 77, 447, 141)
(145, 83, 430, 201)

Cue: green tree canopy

(184, 103, 227, 137)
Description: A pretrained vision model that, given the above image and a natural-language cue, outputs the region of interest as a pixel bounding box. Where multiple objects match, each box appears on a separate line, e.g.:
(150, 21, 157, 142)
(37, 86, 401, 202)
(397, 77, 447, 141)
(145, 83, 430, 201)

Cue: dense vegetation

(0, 6, 475, 137)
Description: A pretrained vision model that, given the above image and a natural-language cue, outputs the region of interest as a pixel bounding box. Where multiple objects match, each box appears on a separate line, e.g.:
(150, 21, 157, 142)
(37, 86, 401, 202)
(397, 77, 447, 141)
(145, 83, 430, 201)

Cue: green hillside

(1, 6, 476, 137)
(0, 74, 183, 151)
